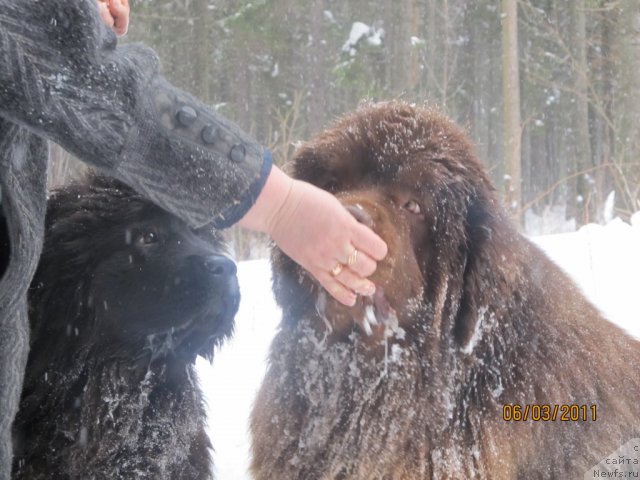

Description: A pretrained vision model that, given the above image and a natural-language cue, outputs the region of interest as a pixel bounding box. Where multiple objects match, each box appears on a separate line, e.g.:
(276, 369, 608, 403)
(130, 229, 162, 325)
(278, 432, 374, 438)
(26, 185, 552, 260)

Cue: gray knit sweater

(0, 2, 271, 478)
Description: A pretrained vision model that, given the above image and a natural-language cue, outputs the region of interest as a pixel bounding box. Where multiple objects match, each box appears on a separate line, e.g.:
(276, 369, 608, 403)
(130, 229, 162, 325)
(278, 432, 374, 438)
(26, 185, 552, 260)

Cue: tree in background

(49, 0, 640, 256)
(501, 0, 522, 221)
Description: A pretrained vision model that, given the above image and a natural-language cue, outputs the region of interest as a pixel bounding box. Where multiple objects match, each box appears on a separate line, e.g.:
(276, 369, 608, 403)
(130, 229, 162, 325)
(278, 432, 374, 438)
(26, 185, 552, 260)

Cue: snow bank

(197, 260, 280, 479)
(533, 217, 640, 339)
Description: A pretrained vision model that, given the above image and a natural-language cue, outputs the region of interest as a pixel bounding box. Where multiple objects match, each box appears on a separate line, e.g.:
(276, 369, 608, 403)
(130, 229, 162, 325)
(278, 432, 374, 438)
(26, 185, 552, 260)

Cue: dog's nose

(204, 255, 237, 277)
(345, 204, 374, 228)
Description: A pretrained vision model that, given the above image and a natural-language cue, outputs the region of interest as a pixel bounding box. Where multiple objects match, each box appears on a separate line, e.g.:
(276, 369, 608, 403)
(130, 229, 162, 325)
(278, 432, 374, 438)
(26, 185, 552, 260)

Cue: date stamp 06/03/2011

(502, 403, 597, 422)
(501, 405, 640, 478)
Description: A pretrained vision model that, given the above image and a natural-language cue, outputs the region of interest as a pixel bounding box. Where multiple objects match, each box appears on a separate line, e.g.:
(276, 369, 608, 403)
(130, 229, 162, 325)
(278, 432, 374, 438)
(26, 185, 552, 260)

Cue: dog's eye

(137, 231, 158, 245)
(324, 181, 338, 192)
(403, 199, 422, 215)
(320, 175, 340, 192)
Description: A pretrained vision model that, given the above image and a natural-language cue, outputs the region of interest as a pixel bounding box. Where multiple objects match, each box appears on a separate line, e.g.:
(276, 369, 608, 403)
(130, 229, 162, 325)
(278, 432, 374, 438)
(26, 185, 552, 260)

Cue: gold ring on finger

(347, 249, 359, 267)
(330, 263, 344, 277)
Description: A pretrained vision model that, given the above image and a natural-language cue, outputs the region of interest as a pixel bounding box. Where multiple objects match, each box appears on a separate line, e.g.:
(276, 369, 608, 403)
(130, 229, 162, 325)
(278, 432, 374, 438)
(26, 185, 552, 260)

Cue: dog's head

(273, 102, 510, 349)
(30, 175, 239, 363)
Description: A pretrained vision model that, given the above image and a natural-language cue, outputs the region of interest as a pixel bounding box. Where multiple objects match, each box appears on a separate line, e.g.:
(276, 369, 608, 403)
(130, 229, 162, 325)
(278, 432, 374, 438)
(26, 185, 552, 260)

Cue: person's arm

(0, 0, 387, 305)
(0, 0, 270, 229)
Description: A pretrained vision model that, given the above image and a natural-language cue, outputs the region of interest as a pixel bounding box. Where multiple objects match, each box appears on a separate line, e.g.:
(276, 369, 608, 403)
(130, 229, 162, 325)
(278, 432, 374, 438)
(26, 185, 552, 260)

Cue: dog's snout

(204, 255, 237, 277)
(345, 204, 374, 228)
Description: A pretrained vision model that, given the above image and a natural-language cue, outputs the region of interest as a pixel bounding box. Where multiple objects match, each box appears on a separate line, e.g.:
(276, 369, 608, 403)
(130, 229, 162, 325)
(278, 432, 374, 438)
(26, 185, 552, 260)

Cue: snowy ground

(197, 213, 640, 479)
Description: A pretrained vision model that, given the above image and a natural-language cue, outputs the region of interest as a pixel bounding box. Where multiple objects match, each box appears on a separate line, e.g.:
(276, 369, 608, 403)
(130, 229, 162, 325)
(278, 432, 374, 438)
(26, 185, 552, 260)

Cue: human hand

(240, 167, 388, 306)
(97, 0, 130, 37)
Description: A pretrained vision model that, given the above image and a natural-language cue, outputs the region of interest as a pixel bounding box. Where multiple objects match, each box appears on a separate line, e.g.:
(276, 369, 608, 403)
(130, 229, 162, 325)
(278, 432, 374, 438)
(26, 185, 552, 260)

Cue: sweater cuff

(212, 150, 273, 229)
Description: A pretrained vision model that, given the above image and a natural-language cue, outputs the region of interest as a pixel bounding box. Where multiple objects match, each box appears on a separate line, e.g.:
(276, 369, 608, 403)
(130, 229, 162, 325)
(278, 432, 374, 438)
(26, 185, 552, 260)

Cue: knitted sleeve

(0, 0, 272, 228)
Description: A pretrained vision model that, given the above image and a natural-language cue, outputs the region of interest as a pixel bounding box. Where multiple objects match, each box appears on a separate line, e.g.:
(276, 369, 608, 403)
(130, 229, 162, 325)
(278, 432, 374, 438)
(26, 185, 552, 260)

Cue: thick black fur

(12, 175, 239, 479)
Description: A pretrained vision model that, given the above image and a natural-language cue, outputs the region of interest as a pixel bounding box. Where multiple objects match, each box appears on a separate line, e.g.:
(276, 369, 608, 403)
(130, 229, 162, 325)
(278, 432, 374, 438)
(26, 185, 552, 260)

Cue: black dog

(12, 175, 239, 479)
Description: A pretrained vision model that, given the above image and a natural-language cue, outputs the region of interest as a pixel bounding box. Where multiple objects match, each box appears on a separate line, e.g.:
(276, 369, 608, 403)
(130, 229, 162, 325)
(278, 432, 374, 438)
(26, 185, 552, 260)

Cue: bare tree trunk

(568, 0, 593, 225)
(407, 0, 420, 93)
(441, 0, 451, 108)
(307, 0, 328, 135)
(592, 1, 617, 219)
(426, 0, 437, 97)
(192, 0, 210, 103)
(383, 0, 406, 95)
(615, 0, 640, 214)
(501, 0, 522, 222)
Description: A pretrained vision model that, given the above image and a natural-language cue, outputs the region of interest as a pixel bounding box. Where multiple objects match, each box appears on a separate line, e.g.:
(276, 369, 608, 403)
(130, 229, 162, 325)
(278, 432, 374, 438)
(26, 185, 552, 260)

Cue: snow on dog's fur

(251, 102, 640, 479)
(13, 176, 239, 479)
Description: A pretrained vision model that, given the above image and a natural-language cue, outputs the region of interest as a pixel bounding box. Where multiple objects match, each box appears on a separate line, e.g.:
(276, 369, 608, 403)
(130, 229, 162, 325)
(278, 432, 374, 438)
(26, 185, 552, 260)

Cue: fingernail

(347, 294, 357, 307)
(360, 282, 376, 296)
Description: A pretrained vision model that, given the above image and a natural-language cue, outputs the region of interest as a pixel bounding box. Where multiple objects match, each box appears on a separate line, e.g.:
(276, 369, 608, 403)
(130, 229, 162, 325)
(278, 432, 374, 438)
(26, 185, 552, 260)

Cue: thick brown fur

(12, 175, 240, 479)
(251, 102, 640, 479)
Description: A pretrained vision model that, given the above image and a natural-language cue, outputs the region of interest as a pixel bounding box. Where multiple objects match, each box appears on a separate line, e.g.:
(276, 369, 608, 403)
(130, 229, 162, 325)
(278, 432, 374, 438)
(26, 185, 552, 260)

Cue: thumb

(108, 0, 130, 36)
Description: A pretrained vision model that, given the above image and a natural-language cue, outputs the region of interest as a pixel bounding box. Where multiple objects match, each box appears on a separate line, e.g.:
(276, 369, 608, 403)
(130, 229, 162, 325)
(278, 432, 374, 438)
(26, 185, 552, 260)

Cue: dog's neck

(15, 343, 211, 479)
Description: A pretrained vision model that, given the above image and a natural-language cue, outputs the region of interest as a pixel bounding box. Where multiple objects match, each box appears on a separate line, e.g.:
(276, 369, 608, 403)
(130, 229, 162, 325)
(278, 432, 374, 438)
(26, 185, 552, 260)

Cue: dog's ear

(452, 187, 496, 352)
(270, 245, 317, 322)
(466, 188, 495, 244)
(290, 147, 330, 187)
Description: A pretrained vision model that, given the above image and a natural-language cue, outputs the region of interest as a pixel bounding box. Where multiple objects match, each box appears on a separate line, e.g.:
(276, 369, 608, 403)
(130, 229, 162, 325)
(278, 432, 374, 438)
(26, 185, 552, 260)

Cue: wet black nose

(345, 204, 374, 228)
(204, 255, 237, 277)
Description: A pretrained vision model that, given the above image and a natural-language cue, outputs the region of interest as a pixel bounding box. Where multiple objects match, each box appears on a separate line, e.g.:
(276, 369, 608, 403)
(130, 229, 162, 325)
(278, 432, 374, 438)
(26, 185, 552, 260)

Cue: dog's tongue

(373, 286, 391, 319)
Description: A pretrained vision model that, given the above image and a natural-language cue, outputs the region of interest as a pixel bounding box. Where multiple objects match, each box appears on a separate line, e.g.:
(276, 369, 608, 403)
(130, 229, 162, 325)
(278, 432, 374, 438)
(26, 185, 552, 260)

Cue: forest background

(51, 0, 640, 258)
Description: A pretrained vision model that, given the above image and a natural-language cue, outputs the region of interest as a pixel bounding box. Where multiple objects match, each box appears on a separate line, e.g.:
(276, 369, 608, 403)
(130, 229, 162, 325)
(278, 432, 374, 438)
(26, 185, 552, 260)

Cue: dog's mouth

(314, 285, 405, 341)
(141, 285, 239, 362)
(141, 315, 231, 363)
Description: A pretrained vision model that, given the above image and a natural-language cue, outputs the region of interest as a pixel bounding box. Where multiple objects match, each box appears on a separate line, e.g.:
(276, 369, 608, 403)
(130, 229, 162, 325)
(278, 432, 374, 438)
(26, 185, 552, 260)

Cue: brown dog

(250, 102, 640, 479)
